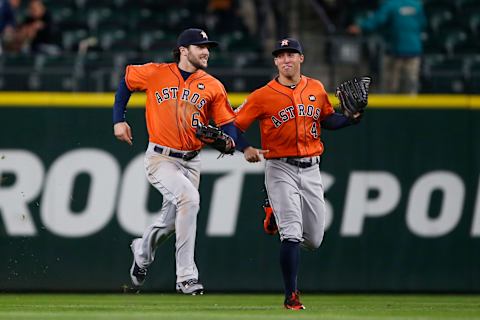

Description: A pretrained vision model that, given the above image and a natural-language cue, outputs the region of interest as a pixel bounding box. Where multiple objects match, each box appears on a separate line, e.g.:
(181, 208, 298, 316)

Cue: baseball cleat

(130, 240, 147, 288)
(176, 279, 204, 295)
(284, 291, 305, 310)
(263, 204, 278, 235)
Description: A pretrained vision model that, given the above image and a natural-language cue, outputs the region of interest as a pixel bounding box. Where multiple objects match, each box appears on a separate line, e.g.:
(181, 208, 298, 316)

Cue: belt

(281, 157, 320, 168)
(153, 146, 199, 161)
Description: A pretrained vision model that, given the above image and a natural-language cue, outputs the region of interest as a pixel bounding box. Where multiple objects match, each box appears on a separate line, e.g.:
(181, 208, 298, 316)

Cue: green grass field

(0, 294, 479, 320)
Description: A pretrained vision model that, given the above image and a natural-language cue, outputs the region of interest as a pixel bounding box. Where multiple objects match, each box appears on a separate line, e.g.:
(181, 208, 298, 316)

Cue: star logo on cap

(281, 39, 289, 47)
(200, 31, 208, 39)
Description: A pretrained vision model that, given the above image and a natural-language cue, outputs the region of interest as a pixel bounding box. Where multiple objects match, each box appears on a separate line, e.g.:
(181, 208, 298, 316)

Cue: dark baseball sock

(280, 239, 300, 299)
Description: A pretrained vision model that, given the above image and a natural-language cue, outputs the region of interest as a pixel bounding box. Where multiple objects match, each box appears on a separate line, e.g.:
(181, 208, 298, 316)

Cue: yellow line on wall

(0, 92, 479, 109)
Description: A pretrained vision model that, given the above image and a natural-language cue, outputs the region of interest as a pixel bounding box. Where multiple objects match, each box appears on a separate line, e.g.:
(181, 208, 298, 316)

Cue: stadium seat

(29, 55, 79, 91)
(224, 32, 260, 53)
(87, 7, 114, 31)
(421, 55, 467, 93)
(108, 36, 140, 53)
(79, 0, 126, 10)
(421, 75, 466, 94)
(119, 8, 153, 30)
(136, 51, 173, 64)
(44, 0, 78, 10)
(207, 53, 232, 68)
(2, 0, 476, 94)
(94, 29, 127, 51)
(469, 58, 480, 93)
(421, 54, 444, 73)
(430, 56, 466, 73)
(422, 34, 447, 55)
(139, 17, 171, 32)
(56, 13, 89, 33)
(62, 29, 89, 52)
(75, 52, 123, 91)
(442, 28, 468, 56)
(424, 0, 457, 14)
(451, 34, 480, 55)
(142, 31, 177, 52)
(36, 54, 78, 68)
(457, 0, 480, 14)
(81, 52, 116, 70)
(139, 30, 175, 51)
(30, 72, 76, 91)
(466, 12, 480, 36)
(426, 8, 453, 34)
(123, 52, 150, 66)
(134, 0, 170, 12)
(48, 2, 75, 24)
(0, 54, 39, 90)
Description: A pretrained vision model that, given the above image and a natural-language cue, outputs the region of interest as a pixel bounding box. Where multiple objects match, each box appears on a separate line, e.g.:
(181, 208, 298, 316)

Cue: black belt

(282, 157, 320, 168)
(154, 146, 199, 161)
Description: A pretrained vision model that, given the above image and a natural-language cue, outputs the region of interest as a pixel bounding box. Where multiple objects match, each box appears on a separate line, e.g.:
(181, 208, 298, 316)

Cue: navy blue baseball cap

(272, 38, 303, 56)
(177, 28, 218, 48)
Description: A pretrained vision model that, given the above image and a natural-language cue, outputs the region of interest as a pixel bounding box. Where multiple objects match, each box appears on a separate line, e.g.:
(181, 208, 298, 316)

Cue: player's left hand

(244, 146, 269, 163)
(336, 76, 371, 123)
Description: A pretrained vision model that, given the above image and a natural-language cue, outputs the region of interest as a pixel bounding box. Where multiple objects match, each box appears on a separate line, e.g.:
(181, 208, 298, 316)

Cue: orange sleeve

(234, 92, 262, 132)
(319, 83, 335, 121)
(124, 63, 156, 91)
(210, 83, 235, 126)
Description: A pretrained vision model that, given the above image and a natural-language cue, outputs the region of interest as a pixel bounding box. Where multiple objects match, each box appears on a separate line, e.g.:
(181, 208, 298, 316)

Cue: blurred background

(0, 0, 479, 293)
(0, 0, 479, 93)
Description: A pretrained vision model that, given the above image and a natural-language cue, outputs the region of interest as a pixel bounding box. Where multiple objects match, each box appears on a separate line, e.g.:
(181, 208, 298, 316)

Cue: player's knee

(179, 189, 200, 210)
(303, 232, 324, 250)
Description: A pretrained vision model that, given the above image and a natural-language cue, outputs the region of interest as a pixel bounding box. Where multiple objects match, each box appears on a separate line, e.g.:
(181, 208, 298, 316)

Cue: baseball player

(234, 38, 367, 309)
(112, 28, 236, 295)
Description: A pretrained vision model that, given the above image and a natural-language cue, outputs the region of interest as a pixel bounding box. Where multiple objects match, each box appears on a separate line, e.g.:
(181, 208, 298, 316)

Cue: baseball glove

(335, 76, 371, 123)
(195, 123, 235, 155)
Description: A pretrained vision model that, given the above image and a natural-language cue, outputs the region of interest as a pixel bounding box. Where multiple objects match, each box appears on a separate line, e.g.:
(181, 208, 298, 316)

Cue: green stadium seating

(467, 12, 480, 35)
(62, 29, 89, 51)
(469, 58, 480, 93)
(423, 34, 447, 54)
(1, 0, 477, 93)
(457, 0, 480, 14)
(451, 34, 480, 55)
(442, 28, 468, 56)
(421, 55, 467, 93)
(0, 54, 38, 90)
(426, 8, 453, 33)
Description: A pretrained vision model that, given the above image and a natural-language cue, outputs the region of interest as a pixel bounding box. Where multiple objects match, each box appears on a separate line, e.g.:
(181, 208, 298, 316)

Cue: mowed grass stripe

(0, 294, 479, 320)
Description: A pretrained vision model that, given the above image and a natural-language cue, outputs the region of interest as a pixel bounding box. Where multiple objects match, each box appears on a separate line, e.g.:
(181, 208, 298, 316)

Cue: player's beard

(187, 52, 208, 70)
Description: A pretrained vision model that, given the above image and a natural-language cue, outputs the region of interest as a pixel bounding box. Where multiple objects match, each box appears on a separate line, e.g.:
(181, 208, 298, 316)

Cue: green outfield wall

(0, 93, 479, 292)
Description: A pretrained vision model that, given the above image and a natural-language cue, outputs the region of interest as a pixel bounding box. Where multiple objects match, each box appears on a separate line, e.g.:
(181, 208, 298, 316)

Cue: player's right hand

(113, 122, 133, 146)
(243, 146, 269, 163)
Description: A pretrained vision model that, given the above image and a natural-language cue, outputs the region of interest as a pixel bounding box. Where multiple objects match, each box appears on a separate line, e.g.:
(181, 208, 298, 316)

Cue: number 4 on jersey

(310, 122, 318, 138)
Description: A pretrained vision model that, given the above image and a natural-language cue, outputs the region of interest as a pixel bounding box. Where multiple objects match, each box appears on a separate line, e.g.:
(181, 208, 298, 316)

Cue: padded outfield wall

(0, 93, 479, 292)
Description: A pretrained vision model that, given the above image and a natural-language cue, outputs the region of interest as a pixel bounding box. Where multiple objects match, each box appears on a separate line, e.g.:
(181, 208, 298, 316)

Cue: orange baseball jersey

(125, 62, 235, 151)
(234, 76, 334, 159)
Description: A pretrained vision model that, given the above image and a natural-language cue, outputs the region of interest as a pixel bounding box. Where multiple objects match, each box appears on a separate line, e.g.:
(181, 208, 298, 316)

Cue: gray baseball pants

(265, 157, 326, 249)
(131, 143, 201, 283)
